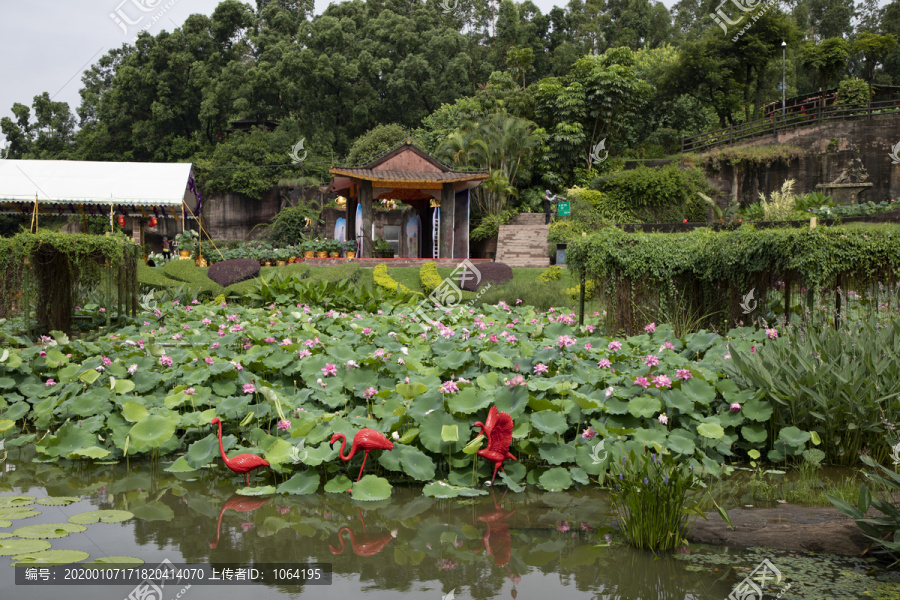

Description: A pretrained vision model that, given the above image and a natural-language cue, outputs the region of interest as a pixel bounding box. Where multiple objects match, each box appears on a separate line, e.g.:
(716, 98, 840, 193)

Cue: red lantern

(149, 217, 158, 228)
(117, 215, 126, 228)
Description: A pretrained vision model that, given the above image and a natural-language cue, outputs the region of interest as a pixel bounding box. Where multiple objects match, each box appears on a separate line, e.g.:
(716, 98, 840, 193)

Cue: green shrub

(137, 264, 182, 290)
(565, 279, 596, 300)
(587, 164, 711, 223)
(374, 263, 421, 296)
(538, 266, 562, 282)
(269, 206, 315, 247)
(419, 262, 443, 295)
(162, 260, 223, 298)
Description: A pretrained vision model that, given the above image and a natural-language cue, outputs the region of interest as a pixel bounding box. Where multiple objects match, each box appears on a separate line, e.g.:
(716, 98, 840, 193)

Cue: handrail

(681, 98, 900, 153)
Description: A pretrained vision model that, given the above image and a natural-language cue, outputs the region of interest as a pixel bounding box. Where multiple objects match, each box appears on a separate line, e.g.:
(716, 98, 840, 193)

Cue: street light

(781, 41, 787, 120)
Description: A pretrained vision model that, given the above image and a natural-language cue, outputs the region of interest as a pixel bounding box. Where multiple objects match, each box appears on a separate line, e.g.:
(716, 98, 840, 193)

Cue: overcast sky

(0, 0, 675, 146)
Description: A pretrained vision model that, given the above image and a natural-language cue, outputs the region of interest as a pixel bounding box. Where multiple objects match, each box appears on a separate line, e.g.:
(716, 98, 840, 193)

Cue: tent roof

(0, 159, 194, 207)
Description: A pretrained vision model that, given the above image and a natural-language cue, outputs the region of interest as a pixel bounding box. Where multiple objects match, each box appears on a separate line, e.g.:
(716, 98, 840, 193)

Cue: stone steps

(496, 224, 550, 268)
(509, 213, 548, 226)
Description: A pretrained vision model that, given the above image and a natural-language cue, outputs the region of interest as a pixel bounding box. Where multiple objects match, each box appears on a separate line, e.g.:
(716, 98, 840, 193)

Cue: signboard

(557, 201, 570, 216)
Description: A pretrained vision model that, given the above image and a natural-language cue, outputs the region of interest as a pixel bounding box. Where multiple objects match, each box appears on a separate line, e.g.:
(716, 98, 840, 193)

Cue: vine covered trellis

(0, 232, 139, 334)
(566, 225, 900, 335)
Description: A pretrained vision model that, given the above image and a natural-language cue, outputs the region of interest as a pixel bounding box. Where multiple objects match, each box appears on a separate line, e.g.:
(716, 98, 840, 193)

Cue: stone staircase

(496, 213, 550, 268)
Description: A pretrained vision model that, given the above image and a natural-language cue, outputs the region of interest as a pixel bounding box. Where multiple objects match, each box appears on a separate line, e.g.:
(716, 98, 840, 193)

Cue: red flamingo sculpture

(471, 406, 517, 485)
(209, 494, 270, 549)
(329, 428, 394, 482)
(329, 508, 393, 556)
(210, 417, 271, 486)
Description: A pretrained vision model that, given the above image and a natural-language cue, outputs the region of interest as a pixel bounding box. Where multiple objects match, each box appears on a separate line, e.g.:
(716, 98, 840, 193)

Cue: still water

(0, 457, 877, 600)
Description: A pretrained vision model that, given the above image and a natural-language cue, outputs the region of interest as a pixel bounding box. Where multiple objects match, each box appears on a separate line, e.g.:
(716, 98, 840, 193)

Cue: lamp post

(781, 41, 787, 120)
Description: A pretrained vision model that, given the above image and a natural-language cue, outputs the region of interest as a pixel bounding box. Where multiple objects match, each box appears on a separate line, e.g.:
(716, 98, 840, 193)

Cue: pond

(1, 458, 897, 600)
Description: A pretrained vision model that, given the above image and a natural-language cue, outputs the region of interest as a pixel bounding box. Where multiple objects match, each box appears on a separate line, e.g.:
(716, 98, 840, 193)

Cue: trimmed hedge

(137, 263, 183, 290)
(458, 262, 513, 292)
(208, 259, 260, 288)
(162, 260, 223, 298)
(374, 263, 421, 296)
(419, 262, 443, 295)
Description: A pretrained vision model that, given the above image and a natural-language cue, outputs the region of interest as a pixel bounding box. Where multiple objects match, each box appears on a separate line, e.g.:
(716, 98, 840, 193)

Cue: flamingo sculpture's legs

(357, 451, 370, 482)
(244, 473, 249, 487)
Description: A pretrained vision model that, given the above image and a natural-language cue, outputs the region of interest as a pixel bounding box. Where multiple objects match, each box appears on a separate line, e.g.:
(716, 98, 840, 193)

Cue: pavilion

(325, 141, 488, 258)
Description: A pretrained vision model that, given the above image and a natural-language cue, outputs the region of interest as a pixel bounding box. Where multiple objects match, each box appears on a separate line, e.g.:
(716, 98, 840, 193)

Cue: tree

(345, 123, 415, 165)
(799, 37, 850, 102)
(853, 32, 898, 85)
(0, 93, 75, 159)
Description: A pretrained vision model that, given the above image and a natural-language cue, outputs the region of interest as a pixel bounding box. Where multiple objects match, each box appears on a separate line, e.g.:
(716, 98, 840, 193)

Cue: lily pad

(12, 549, 90, 565)
(0, 508, 41, 520)
(82, 556, 145, 567)
(539, 467, 573, 492)
(697, 421, 725, 440)
(236, 485, 277, 496)
(36, 497, 80, 507)
(0, 538, 52, 556)
(68, 510, 134, 525)
(422, 482, 488, 498)
(276, 471, 320, 495)
(324, 475, 353, 494)
(351, 475, 392, 501)
(0, 496, 35, 508)
(14, 522, 88, 539)
(0, 520, 10, 528)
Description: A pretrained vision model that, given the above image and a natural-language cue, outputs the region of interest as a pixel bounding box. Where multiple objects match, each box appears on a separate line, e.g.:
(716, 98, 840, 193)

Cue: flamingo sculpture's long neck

(210, 504, 227, 549)
(215, 421, 234, 469)
(335, 434, 357, 461)
(329, 527, 354, 554)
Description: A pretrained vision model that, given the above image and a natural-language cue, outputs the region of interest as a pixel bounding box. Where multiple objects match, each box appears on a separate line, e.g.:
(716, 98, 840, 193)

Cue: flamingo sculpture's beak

(329, 440, 334, 449)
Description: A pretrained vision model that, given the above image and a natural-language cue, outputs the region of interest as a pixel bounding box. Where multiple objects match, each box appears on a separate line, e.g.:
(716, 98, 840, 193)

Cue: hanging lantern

(149, 217, 158, 228)
(117, 215, 126, 228)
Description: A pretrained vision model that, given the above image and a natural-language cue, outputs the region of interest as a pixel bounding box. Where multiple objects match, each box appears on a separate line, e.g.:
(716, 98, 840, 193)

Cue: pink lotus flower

(516, 298, 522, 304)
(556, 521, 570, 532)
(534, 363, 549, 375)
(608, 341, 622, 352)
(263, 337, 276, 343)
(644, 354, 660, 367)
(557, 335, 577, 348)
(322, 363, 337, 377)
(101, 356, 112, 366)
(605, 386, 615, 398)
(730, 403, 742, 411)
(362, 328, 372, 335)
(633, 376, 651, 389)
(277, 419, 291, 431)
(364, 387, 377, 399)
(128, 364, 138, 374)
(676, 369, 692, 380)
(489, 334, 499, 343)
(159, 356, 173, 367)
(243, 384, 256, 394)
(99, 307, 106, 313)
(45, 379, 56, 386)
(184, 387, 196, 396)
(644, 322, 656, 333)
(172, 333, 183, 341)
(211, 342, 219, 350)
(39, 350, 46, 357)
(584, 343, 593, 350)
(298, 349, 311, 358)
(506, 374, 526, 388)
(440, 380, 459, 394)
(751, 345, 756, 354)
(766, 328, 778, 339)
(658, 413, 668, 425)
(585, 324, 596, 333)
(654, 374, 672, 389)
(661, 341, 675, 350)
(227, 314, 238, 322)
(597, 358, 612, 369)
(581, 428, 596, 440)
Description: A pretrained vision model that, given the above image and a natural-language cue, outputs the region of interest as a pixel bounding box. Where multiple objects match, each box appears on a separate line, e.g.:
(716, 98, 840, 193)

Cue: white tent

(0, 159, 198, 217)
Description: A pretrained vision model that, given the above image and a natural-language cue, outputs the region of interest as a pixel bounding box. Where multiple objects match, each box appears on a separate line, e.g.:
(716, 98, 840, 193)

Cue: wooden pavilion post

(439, 183, 454, 259)
(360, 180, 373, 258)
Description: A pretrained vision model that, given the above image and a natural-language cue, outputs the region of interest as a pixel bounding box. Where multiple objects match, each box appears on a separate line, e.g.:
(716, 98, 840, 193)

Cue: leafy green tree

(345, 124, 416, 165)
(0, 93, 75, 159)
(799, 37, 850, 99)
(852, 32, 898, 85)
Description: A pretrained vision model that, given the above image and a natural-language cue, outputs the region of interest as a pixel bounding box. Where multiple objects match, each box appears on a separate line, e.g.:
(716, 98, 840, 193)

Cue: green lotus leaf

(628, 395, 662, 419)
(164, 457, 197, 473)
(441, 424, 459, 442)
(697, 421, 725, 439)
(82, 556, 145, 567)
(79, 369, 101, 385)
(185, 434, 219, 469)
(539, 443, 576, 465)
(666, 429, 697, 455)
(0, 496, 35, 508)
(129, 500, 175, 521)
(741, 423, 767, 444)
(0, 508, 41, 520)
(324, 475, 353, 494)
(276, 471, 320, 495)
(778, 426, 811, 447)
(0, 539, 52, 556)
(681, 378, 716, 406)
(68, 510, 134, 525)
(69, 446, 111, 459)
(422, 482, 487, 498)
(398, 428, 419, 444)
(11, 549, 90, 565)
(212, 381, 237, 397)
(35, 423, 96, 459)
(397, 445, 436, 481)
(0, 420, 13, 433)
(539, 467, 573, 492)
(351, 475, 392, 501)
(395, 382, 427, 400)
(531, 411, 568, 435)
(462, 434, 484, 455)
(479, 350, 512, 369)
(498, 472, 525, 492)
(742, 397, 773, 421)
(569, 467, 589, 485)
(126, 415, 177, 453)
(121, 402, 149, 423)
(631, 427, 667, 448)
(236, 485, 277, 496)
(35, 497, 80, 507)
(446, 387, 491, 414)
(14, 522, 88, 539)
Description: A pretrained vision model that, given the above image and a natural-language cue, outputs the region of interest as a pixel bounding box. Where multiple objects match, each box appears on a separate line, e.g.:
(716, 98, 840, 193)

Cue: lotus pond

(2, 458, 900, 600)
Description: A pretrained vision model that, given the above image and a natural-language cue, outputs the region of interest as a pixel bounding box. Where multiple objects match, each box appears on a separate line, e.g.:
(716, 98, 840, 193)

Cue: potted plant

(373, 237, 393, 258)
(174, 230, 199, 259)
(275, 248, 290, 266)
(315, 239, 328, 259)
(302, 239, 316, 259)
(327, 239, 341, 258)
(343, 239, 357, 259)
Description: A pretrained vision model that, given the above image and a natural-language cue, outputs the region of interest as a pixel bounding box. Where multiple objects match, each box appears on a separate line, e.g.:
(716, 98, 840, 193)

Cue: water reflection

(0, 457, 738, 599)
